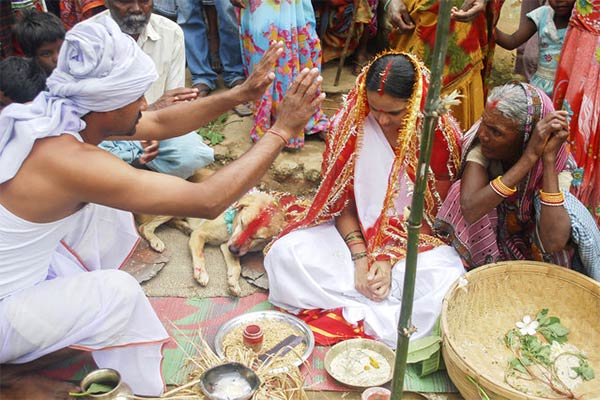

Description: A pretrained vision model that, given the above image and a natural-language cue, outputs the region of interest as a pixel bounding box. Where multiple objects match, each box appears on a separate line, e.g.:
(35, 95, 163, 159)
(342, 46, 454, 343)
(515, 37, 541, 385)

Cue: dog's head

(227, 192, 285, 256)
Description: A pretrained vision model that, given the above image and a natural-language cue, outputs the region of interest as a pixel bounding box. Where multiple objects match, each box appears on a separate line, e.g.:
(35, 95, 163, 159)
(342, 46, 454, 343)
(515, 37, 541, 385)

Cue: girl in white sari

(265, 52, 466, 347)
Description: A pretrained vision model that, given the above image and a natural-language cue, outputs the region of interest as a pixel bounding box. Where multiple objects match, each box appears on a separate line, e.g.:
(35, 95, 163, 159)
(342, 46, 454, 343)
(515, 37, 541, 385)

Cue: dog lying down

(137, 190, 290, 296)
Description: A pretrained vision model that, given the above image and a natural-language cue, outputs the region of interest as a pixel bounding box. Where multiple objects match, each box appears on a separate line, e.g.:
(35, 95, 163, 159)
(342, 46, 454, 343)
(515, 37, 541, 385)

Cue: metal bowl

(324, 338, 395, 388)
(198, 362, 260, 400)
(213, 310, 315, 372)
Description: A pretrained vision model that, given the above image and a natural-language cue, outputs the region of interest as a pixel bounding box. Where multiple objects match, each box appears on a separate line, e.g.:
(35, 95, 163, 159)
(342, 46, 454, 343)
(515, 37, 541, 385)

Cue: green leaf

(509, 357, 527, 374)
(417, 349, 441, 377)
(504, 329, 520, 349)
(467, 376, 491, 400)
(536, 309, 549, 324)
(407, 335, 441, 363)
(69, 383, 114, 397)
(538, 322, 570, 344)
(540, 316, 560, 327)
(573, 360, 596, 381)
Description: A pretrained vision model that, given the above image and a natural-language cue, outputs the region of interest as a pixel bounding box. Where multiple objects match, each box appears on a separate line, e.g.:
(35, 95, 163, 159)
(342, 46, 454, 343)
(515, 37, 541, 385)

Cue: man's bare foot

(1, 373, 79, 400)
(192, 83, 212, 98)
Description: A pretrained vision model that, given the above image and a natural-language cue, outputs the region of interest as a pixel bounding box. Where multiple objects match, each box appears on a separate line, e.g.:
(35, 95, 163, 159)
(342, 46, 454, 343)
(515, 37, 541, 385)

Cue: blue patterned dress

(528, 5, 567, 96)
(237, 0, 329, 148)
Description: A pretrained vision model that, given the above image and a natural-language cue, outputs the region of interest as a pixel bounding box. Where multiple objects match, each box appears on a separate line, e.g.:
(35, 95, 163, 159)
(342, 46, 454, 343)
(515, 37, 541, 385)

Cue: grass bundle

(160, 328, 308, 400)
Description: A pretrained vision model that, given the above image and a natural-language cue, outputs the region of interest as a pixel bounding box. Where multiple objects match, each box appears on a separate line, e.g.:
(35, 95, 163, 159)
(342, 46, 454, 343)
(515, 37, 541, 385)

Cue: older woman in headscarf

(435, 82, 600, 280)
(264, 52, 465, 348)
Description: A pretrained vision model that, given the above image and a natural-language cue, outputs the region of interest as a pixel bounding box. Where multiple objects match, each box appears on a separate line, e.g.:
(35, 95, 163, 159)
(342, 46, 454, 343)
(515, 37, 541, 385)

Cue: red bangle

(267, 128, 288, 145)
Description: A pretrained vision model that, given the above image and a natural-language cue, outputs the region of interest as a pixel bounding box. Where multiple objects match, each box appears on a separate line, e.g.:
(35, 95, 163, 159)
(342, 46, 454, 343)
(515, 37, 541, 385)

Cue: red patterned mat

(40, 294, 455, 392)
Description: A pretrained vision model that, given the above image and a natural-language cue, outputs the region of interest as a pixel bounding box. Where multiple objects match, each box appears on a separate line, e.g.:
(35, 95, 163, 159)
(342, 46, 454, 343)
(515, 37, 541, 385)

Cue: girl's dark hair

(365, 54, 416, 99)
(14, 9, 66, 57)
(0, 57, 47, 103)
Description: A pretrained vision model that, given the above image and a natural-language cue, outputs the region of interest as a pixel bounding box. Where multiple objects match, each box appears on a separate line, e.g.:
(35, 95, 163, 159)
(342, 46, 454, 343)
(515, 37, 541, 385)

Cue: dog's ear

(233, 195, 252, 211)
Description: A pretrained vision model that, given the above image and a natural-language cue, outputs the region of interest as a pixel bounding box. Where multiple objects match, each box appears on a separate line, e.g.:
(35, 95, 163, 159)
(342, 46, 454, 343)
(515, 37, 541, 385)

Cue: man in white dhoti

(265, 52, 466, 348)
(0, 16, 324, 399)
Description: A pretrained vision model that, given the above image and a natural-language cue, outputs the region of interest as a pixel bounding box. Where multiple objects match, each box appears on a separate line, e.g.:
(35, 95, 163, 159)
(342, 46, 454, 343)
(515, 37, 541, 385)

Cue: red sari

(553, 0, 600, 224)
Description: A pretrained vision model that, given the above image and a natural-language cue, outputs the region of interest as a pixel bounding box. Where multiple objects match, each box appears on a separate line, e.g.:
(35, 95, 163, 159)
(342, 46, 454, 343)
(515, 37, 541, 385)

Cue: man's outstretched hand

(271, 68, 326, 141)
(237, 41, 284, 102)
(148, 88, 199, 111)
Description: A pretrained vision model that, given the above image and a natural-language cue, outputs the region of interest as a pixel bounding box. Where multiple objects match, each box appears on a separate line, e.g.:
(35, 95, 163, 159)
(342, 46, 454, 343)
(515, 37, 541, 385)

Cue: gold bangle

(344, 234, 364, 243)
(351, 251, 368, 261)
(489, 175, 517, 198)
(539, 189, 564, 201)
(343, 230, 363, 241)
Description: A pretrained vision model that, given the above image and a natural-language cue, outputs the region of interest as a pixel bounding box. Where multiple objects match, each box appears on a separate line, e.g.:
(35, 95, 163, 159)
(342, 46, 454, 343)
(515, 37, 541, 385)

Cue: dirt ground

(206, 39, 522, 198)
(180, 8, 523, 400)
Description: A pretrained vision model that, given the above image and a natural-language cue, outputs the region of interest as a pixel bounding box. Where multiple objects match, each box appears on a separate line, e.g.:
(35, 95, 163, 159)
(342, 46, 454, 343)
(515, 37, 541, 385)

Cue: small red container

(242, 324, 264, 352)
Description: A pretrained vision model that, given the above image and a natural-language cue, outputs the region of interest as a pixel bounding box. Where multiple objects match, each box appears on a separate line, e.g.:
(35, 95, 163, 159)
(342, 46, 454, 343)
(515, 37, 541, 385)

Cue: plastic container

(242, 324, 263, 352)
(361, 386, 391, 400)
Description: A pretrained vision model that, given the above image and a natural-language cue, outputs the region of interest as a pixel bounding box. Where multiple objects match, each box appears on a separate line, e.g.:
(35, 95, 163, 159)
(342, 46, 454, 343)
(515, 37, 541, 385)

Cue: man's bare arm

(62, 68, 325, 219)
(115, 42, 284, 142)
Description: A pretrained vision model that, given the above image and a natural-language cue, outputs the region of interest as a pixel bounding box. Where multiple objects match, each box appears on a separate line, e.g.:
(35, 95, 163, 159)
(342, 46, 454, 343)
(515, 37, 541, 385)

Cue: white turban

(0, 15, 157, 184)
(47, 15, 157, 112)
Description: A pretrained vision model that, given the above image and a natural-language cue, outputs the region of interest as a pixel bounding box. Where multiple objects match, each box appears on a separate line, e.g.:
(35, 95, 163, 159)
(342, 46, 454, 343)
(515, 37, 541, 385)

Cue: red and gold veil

(270, 51, 462, 264)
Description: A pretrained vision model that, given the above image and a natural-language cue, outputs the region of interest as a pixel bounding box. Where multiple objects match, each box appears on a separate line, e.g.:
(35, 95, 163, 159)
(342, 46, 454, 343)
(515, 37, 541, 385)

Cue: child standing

(495, 0, 575, 97)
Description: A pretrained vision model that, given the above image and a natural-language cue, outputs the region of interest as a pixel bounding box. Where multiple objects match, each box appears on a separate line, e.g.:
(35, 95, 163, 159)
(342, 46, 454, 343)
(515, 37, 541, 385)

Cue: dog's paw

(194, 267, 209, 286)
(228, 282, 242, 297)
(148, 237, 166, 253)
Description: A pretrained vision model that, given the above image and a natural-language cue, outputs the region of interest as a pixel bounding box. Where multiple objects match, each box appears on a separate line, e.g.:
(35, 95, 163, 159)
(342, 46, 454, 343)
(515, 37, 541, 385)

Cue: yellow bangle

(539, 190, 564, 206)
(489, 175, 517, 198)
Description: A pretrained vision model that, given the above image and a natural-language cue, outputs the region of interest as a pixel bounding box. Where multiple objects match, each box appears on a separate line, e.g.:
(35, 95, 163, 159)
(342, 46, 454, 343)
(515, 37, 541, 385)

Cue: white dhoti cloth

(265, 115, 465, 348)
(266, 226, 463, 348)
(0, 203, 169, 396)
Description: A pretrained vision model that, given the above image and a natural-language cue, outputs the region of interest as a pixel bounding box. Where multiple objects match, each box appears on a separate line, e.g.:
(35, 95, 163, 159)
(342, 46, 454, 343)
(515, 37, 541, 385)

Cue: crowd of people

(1, 0, 599, 398)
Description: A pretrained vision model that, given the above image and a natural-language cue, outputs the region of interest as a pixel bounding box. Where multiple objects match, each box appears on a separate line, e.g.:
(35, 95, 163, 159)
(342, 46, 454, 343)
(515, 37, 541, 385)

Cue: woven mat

(39, 293, 456, 393)
(154, 294, 456, 393)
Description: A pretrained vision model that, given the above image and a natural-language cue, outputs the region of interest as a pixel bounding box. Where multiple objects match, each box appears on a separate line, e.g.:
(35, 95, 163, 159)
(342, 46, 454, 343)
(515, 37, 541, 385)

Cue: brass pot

(80, 368, 134, 399)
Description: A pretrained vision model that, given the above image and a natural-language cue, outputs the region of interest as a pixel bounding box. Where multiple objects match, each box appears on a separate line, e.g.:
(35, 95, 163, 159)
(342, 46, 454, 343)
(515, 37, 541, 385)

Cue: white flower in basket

(515, 315, 539, 336)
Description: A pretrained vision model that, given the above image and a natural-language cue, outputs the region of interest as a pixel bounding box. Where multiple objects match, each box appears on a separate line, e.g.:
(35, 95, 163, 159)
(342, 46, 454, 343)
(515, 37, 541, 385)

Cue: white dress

(265, 115, 465, 348)
(0, 203, 169, 396)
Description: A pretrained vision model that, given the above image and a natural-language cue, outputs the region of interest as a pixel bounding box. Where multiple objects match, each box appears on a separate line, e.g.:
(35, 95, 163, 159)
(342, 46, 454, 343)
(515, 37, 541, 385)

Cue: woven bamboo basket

(441, 261, 600, 400)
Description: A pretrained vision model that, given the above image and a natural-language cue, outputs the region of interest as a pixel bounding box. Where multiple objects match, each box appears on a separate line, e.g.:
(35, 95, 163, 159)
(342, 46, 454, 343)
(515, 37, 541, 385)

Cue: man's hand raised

(148, 88, 199, 111)
(236, 41, 284, 102)
(271, 68, 326, 141)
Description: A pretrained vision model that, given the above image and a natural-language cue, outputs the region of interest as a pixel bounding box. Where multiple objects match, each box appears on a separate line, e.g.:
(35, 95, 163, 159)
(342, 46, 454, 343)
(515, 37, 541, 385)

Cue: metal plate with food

(214, 310, 315, 371)
(324, 338, 395, 388)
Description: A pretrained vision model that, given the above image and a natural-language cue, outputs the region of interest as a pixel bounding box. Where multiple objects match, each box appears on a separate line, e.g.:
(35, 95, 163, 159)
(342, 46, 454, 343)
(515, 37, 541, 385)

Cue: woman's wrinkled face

(477, 107, 524, 163)
(366, 90, 409, 138)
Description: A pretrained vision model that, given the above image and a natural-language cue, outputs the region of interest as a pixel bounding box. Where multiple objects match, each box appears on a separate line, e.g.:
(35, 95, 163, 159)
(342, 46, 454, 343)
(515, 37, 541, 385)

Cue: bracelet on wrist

(351, 251, 368, 261)
(267, 128, 288, 145)
(539, 189, 564, 206)
(347, 238, 366, 247)
(344, 234, 364, 243)
(343, 229, 362, 241)
(489, 175, 517, 198)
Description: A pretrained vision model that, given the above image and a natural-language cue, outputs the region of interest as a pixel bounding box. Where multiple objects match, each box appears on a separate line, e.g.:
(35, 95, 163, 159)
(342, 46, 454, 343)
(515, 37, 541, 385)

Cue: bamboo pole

(390, 1, 454, 398)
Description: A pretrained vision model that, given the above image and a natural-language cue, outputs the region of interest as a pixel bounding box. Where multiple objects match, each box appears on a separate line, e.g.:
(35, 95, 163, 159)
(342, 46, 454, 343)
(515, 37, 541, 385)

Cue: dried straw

(158, 324, 308, 400)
